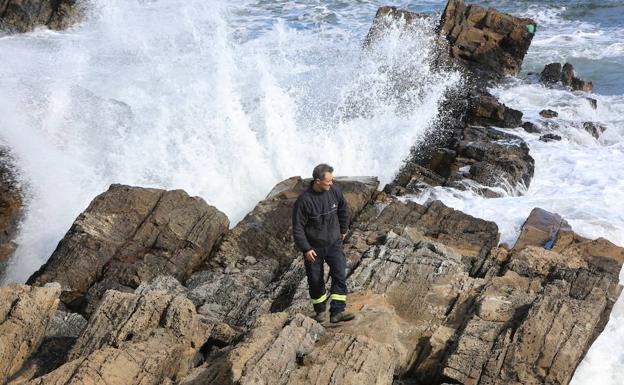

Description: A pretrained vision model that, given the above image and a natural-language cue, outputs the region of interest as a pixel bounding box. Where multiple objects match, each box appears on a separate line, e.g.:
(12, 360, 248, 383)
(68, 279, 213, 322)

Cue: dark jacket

(292, 185, 349, 252)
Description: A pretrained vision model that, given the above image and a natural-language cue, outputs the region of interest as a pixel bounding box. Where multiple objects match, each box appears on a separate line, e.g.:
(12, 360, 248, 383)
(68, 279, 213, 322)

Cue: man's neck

(311, 185, 325, 193)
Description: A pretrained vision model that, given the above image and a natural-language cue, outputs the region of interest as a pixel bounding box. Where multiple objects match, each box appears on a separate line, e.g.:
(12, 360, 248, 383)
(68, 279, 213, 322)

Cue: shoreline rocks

(0, 147, 23, 273)
(0, 0, 82, 34)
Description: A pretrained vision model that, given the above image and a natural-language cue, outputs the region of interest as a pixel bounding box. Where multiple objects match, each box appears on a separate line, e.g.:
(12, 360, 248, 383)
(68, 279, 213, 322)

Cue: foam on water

(0, 0, 460, 284)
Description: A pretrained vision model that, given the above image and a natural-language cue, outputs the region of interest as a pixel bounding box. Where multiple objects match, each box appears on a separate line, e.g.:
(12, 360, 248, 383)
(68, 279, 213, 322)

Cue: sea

(0, 0, 622, 382)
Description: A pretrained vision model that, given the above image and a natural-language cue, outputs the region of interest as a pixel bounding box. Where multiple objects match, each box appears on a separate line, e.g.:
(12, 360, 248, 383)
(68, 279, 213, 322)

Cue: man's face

(315, 172, 334, 191)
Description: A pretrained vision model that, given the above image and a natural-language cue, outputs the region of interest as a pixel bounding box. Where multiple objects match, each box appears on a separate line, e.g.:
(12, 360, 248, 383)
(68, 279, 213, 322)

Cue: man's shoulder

(294, 188, 313, 203)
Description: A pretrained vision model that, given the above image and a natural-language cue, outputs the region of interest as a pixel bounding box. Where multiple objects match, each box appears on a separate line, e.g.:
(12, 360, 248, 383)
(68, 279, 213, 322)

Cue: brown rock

(522, 121, 540, 133)
(513, 207, 572, 252)
(364, 6, 429, 47)
(0, 284, 60, 384)
(0, 147, 23, 270)
(27, 184, 229, 315)
(561, 62, 594, 92)
(0, 0, 82, 33)
(23, 289, 219, 385)
(439, 0, 536, 79)
(467, 93, 523, 128)
(539, 109, 558, 118)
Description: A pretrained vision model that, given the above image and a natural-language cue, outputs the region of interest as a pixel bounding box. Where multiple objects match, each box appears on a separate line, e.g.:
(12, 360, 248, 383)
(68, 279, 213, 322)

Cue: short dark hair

(312, 163, 333, 182)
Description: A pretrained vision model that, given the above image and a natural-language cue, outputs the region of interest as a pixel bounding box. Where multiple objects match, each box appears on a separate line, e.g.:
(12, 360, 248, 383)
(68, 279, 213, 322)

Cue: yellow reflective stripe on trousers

(330, 293, 347, 302)
(311, 292, 328, 305)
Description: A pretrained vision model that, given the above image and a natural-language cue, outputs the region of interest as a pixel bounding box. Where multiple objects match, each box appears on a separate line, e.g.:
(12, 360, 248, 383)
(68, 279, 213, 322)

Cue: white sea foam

(0, 0, 460, 284)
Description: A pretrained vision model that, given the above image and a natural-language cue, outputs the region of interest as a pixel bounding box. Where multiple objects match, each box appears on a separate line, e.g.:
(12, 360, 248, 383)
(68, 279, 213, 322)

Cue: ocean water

(0, 0, 622, 383)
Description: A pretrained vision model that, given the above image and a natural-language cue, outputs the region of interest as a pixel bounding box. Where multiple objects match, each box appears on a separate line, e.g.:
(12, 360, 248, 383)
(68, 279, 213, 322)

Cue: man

(292, 163, 355, 324)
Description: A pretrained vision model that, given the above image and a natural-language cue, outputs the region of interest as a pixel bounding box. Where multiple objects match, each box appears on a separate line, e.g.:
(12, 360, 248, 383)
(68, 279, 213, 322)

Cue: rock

(134, 275, 188, 297)
(0, 0, 81, 33)
(522, 121, 540, 133)
(540, 62, 562, 85)
(467, 93, 523, 128)
(45, 310, 88, 338)
(586, 97, 598, 109)
(23, 290, 221, 385)
(395, 125, 534, 196)
(583, 122, 607, 139)
(439, 0, 536, 80)
(0, 284, 60, 384)
(27, 184, 229, 316)
(539, 109, 558, 118)
(0, 147, 23, 271)
(364, 6, 430, 47)
(185, 177, 378, 327)
(561, 62, 593, 92)
(539, 133, 562, 142)
(513, 207, 571, 252)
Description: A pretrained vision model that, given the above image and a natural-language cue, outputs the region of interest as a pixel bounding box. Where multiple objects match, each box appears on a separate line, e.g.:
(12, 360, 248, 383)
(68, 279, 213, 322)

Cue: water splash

(0, 1, 460, 283)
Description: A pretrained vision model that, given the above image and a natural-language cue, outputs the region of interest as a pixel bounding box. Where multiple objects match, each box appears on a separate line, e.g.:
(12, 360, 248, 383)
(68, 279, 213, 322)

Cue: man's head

(311, 163, 334, 192)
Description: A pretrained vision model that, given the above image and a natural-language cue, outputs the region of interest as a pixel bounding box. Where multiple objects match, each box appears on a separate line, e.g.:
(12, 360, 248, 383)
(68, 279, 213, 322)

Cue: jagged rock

(395, 125, 534, 196)
(23, 290, 222, 385)
(539, 109, 558, 118)
(540, 62, 562, 85)
(0, 284, 60, 384)
(0, 0, 81, 33)
(583, 121, 607, 139)
(439, 0, 536, 80)
(0, 147, 23, 270)
(522, 121, 540, 133)
(513, 207, 571, 252)
(586, 97, 598, 109)
(467, 93, 523, 128)
(27, 184, 229, 316)
(540, 133, 562, 142)
(364, 6, 430, 47)
(185, 177, 378, 327)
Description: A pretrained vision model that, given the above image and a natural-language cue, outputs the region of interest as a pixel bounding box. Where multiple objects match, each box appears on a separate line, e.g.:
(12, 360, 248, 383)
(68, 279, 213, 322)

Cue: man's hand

(305, 249, 317, 263)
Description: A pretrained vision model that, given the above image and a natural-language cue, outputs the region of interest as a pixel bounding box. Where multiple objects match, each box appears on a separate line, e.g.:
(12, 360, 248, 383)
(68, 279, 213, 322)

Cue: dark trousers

(304, 239, 347, 315)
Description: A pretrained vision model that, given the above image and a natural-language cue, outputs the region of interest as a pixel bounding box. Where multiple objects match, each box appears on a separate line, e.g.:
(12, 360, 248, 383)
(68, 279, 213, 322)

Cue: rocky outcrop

(540, 62, 594, 92)
(439, 0, 536, 80)
(0, 284, 60, 384)
(0, 0, 81, 33)
(0, 147, 23, 270)
(392, 125, 534, 196)
(183, 176, 378, 327)
(540, 109, 558, 118)
(21, 289, 227, 385)
(583, 122, 607, 139)
(467, 92, 523, 128)
(27, 184, 229, 315)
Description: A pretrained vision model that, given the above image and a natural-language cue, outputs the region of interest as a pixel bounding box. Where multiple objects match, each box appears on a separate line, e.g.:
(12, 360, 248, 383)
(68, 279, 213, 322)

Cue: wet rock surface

(0, 148, 23, 271)
(27, 184, 229, 316)
(0, 0, 81, 33)
(540, 62, 594, 92)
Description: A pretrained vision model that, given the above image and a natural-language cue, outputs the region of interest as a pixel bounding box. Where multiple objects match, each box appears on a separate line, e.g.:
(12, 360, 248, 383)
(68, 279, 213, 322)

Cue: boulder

(439, 0, 536, 79)
(0, 147, 23, 270)
(540, 133, 562, 142)
(513, 207, 571, 252)
(586, 97, 598, 109)
(27, 184, 229, 315)
(583, 121, 607, 139)
(0, 284, 60, 384)
(541, 62, 594, 92)
(539, 109, 558, 118)
(22, 289, 224, 385)
(522, 121, 540, 133)
(540, 62, 562, 85)
(0, 0, 81, 33)
(364, 6, 430, 47)
(467, 93, 523, 128)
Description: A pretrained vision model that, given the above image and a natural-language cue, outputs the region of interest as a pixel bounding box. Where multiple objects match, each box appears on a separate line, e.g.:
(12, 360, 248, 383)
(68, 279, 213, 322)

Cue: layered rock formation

(0, 0, 81, 33)
(540, 62, 594, 92)
(439, 0, 536, 80)
(0, 284, 60, 384)
(27, 184, 229, 315)
(0, 148, 23, 271)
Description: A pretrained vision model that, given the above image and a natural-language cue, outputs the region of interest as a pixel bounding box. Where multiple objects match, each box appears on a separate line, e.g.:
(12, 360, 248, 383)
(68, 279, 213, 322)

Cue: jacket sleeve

(292, 197, 312, 252)
(336, 187, 350, 234)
